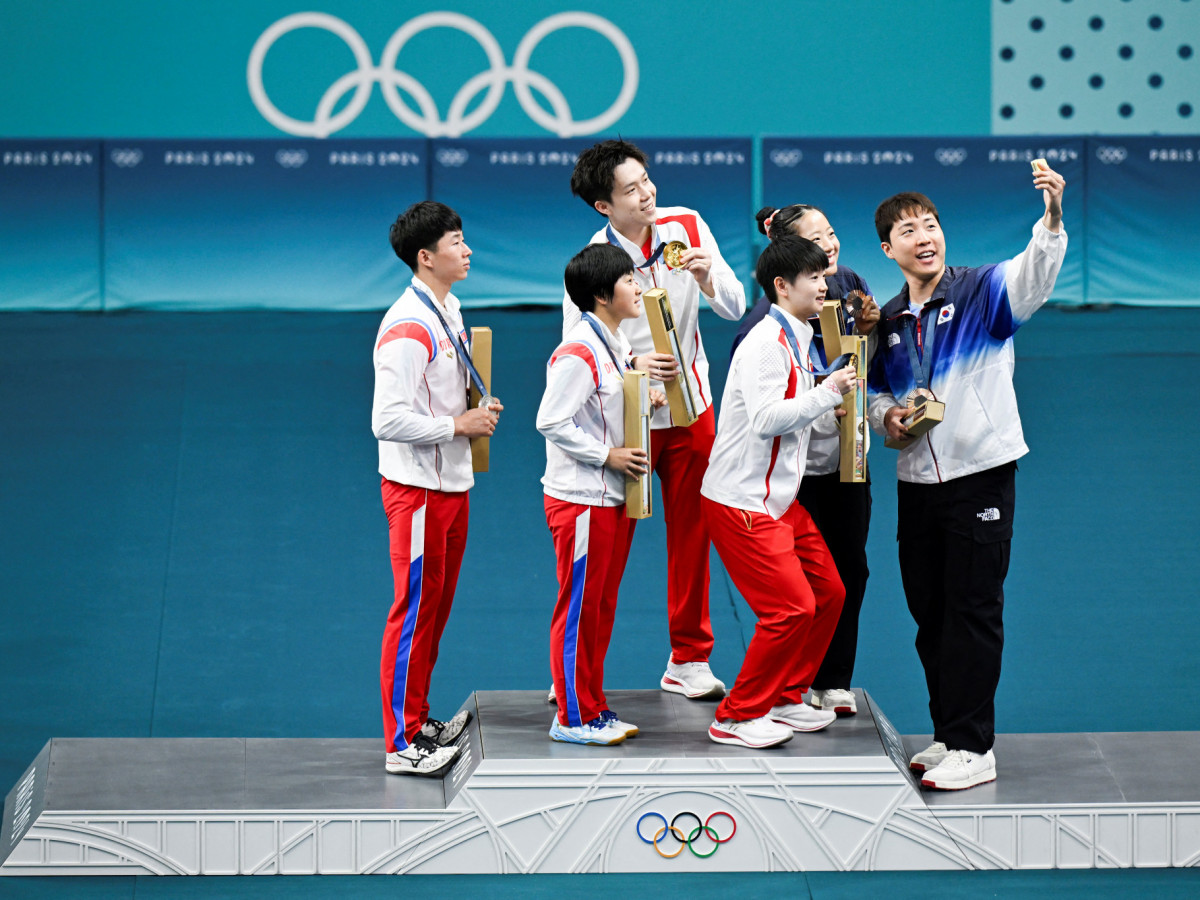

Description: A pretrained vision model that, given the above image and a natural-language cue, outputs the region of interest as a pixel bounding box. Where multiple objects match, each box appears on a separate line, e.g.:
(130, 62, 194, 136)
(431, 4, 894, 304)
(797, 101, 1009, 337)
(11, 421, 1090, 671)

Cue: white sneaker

(809, 688, 857, 715)
(908, 741, 949, 773)
(921, 749, 997, 791)
(420, 709, 471, 746)
(599, 709, 639, 738)
(768, 702, 836, 733)
(549, 716, 627, 746)
(547, 684, 557, 704)
(708, 716, 793, 748)
(661, 656, 726, 699)
(385, 734, 460, 776)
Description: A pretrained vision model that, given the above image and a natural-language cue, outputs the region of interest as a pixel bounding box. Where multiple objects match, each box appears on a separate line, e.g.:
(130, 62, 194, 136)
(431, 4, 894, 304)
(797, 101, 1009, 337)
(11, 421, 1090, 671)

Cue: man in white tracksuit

(373, 201, 501, 777)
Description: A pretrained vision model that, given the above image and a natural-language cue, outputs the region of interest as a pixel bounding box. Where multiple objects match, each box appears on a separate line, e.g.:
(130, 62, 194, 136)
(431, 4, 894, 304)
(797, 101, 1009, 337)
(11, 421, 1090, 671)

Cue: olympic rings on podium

(635, 810, 737, 858)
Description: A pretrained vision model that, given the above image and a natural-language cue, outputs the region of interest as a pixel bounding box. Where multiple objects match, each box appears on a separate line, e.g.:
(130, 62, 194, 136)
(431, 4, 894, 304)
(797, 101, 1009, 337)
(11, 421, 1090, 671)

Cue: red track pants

(545, 498, 635, 727)
(703, 497, 845, 722)
(380, 480, 469, 753)
(651, 405, 716, 663)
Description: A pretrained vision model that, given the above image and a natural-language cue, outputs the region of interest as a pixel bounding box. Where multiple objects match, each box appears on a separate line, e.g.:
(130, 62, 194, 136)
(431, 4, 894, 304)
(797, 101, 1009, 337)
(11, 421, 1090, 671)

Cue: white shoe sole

(769, 714, 835, 733)
(660, 674, 726, 700)
(385, 747, 460, 776)
(548, 723, 626, 746)
(921, 769, 996, 791)
(707, 724, 792, 748)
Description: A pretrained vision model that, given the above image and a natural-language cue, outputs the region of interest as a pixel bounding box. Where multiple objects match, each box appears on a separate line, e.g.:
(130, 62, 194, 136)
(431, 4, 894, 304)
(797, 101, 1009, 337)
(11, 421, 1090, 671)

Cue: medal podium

(4, 690, 1200, 875)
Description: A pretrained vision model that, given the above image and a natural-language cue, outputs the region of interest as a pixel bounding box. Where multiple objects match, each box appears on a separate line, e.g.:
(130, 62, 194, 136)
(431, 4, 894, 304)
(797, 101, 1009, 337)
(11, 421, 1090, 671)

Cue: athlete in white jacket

(538, 244, 665, 747)
(701, 235, 856, 750)
(373, 201, 501, 778)
(564, 140, 745, 700)
(868, 164, 1068, 791)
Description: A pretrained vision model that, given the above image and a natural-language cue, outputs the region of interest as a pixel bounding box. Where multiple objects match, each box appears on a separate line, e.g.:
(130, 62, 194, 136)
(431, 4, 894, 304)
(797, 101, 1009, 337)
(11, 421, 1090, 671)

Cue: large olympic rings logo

(635, 811, 736, 858)
(247, 12, 639, 138)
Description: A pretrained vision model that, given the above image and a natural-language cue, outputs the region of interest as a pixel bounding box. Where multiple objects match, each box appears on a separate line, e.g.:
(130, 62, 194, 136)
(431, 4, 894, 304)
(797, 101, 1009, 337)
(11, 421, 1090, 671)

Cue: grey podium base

(3, 690, 1200, 874)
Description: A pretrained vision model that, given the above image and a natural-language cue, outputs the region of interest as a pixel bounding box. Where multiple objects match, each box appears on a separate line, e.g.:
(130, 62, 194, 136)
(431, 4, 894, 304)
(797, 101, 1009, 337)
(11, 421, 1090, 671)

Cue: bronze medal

(906, 387, 935, 407)
(845, 289, 868, 319)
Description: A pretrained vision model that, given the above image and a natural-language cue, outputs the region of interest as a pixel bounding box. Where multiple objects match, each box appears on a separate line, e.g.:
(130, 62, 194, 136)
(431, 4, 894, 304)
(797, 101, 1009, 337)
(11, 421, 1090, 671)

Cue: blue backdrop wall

(1, 1, 1198, 309)
(3, 135, 1198, 310)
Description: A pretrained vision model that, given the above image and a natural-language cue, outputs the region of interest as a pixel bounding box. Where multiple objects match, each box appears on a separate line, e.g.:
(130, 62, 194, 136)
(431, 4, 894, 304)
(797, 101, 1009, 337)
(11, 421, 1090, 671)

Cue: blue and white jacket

(867, 220, 1067, 484)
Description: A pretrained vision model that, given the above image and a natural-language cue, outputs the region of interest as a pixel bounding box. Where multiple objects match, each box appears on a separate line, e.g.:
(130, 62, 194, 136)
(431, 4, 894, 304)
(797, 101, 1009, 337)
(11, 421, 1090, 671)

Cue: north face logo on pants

(976, 508, 1000, 522)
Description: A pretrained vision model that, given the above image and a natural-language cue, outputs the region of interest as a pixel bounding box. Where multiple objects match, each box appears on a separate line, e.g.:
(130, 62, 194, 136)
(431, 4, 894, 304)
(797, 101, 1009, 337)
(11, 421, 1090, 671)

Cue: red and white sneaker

(921, 749, 996, 790)
(708, 716, 793, 748)
(908, 741, 949, 773)
(809, 688, 857, 715)
(768, 702, 836, 733)
(661, 656, 726, 700)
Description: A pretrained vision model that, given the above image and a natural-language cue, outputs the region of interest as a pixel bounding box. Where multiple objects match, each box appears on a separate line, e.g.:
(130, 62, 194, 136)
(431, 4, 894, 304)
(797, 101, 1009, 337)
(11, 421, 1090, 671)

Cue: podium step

(4, 690, 1199, 874)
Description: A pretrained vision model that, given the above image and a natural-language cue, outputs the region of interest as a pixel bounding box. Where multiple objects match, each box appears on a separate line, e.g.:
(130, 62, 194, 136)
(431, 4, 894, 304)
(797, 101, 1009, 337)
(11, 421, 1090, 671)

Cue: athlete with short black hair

(374, 200, 502, 776)
(561, 139, 746, 702)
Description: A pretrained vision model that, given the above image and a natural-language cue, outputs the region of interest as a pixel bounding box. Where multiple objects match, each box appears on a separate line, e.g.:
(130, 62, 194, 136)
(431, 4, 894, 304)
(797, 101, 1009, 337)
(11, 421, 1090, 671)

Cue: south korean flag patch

(937, 303, 956, 325)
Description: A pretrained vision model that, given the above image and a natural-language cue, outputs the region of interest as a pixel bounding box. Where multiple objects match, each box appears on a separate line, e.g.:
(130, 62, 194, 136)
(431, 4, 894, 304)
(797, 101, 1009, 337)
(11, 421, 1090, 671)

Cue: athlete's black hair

(570, 139, 650, 213)
(755, 203, 825, 239)
(563, 243, 635, 313)
(755, 234, 829, 304)
(874, 191, 940, 243)
(389, 200, 462, 271)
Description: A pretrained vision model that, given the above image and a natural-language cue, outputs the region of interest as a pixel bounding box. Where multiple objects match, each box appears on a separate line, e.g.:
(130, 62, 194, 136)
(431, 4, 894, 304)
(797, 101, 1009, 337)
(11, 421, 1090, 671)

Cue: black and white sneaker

(385, 733, 460, 776)
(420, 709, 472, 746)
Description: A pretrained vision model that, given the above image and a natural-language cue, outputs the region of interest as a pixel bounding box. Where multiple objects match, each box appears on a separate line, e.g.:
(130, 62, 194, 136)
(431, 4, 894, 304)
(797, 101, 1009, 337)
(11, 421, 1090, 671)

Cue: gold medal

(661, 240, 687, 269)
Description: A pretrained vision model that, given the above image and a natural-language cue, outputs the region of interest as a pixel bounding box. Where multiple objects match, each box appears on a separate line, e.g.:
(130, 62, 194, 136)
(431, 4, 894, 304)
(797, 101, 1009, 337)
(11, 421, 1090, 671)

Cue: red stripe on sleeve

(777, 331, 799, 399)
(378, 321, 435, 360)
(550, 342, 601, 388)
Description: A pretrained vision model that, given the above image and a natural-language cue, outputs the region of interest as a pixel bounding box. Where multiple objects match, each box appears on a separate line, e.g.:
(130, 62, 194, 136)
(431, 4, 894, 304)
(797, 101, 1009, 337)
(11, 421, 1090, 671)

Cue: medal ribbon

(767, 306, 844, 375)
(410, 282, 490, 399)
(581, 312, 630, 376)
(901, 305, 940, 393)
(606, 224, 668, 270)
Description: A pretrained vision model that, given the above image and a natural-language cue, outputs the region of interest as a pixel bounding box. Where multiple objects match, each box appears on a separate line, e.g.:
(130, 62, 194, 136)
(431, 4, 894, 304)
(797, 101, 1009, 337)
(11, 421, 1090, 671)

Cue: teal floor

(2, 869, 1200, 898)
(2, 306, 1199, 896)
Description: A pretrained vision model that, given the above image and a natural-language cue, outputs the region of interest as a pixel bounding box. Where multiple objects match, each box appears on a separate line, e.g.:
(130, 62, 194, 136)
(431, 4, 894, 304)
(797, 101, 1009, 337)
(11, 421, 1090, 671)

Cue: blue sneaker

(549, 716, 627, 745)
(600, 709, 639, 738)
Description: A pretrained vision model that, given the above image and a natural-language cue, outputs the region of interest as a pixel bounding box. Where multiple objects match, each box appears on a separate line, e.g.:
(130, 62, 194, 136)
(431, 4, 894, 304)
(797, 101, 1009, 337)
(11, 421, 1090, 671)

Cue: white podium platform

(4, 690, 1200, 874)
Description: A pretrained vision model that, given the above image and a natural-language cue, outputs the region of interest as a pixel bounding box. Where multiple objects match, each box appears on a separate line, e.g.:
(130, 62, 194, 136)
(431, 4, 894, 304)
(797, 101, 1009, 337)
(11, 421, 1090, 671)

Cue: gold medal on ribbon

(662, 240, 687, 269)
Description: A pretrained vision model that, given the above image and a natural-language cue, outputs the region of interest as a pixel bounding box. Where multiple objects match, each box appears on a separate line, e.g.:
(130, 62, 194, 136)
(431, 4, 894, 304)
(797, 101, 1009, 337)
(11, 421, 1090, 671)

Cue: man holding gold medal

(868, 162, 1067, 790)
(560, 140, 745, 701)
